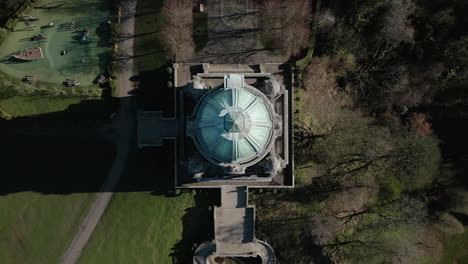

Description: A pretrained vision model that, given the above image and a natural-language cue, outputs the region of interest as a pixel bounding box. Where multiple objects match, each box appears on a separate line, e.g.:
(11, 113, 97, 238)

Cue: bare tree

(261, 0, 312, 58)
(309, 213, 342, 246)
(380, 0, 416, 43)
(316, 9, 336, 32)
(281, 0, 312, 57)
(160, 0, 195, 61)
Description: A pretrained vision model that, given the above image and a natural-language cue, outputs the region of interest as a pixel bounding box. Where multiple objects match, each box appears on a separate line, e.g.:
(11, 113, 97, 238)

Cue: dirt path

(58, 0, 137, 263)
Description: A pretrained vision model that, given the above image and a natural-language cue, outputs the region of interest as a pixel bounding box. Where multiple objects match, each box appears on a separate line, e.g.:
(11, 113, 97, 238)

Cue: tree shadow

(0, 55, 30, 64)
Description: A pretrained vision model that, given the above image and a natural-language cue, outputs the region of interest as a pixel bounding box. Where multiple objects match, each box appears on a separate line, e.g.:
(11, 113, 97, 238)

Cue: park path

(58, 0, 137, 263)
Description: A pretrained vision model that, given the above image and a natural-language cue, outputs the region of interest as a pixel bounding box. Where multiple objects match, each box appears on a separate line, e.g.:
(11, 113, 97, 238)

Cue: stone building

(137, 63, 294, 263)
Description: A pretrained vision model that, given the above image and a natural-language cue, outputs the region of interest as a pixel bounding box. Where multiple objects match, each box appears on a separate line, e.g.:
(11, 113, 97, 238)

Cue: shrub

(379, 175, 404, 201)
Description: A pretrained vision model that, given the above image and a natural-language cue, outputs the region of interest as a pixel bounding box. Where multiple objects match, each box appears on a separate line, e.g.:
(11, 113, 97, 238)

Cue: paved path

(194, 186, 276, 263)
(58, 0, 137, 263)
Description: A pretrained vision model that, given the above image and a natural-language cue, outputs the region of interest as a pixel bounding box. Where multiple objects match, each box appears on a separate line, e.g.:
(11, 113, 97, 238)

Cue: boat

(13, 47, 44, 61)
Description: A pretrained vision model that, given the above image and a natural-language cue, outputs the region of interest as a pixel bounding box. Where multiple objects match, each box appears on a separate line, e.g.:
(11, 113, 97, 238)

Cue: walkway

(58, 0, 138, 263)
(215, 186, 254, 256)
(194, 186, 276, 263)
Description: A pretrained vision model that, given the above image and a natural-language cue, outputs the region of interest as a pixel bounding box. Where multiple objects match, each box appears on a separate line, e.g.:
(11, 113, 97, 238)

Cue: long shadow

(13, 27, 35, 32)
(0, 96, 121, 195)
(129, 61, 173, 114)
(0, 61, 178, 195)
(170, 189, 217, 264)
(117, 31, 159, 42)
(114, 133, 214, 263)
(254, 191, 332, 263)
(0, 56, 30, 64)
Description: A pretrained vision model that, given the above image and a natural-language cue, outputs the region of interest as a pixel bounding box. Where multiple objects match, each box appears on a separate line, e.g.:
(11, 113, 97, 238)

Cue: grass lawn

(0, 0, 112, 85)
(0, 192, 95, 264)
(0, 96, 82, 118)
(0, 131, 115, 264)
(77, 192, 195, 264)
(78, 145, 212, 264)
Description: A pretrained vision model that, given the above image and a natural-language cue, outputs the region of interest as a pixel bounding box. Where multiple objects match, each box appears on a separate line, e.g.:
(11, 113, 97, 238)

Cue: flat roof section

(137, 111, 178, 147)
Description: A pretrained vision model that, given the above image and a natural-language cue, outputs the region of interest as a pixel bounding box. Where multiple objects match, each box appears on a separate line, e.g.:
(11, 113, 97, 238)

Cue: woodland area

(254, 0, 468, 263)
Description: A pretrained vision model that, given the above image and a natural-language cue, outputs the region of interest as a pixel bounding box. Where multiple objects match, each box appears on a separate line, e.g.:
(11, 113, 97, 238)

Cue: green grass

(295, 0, 322, 73)
(0, 0, 112, 85)
(0, 192, 95, 264)
(77, 192, 196, 264)
(436, 230, 468, 264)
(78, 146, 211, 264)
(0, 96, 83, 117)
(0, 27, 10, 46)
(0, 132, 115, 264)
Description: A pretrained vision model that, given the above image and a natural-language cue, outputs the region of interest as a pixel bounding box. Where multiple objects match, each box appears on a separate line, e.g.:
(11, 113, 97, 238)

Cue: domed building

(138, 63, 293, 187)
(137, 63, 293, 263)
(182, 66, 291, 186)
(189, 74, 280, 174)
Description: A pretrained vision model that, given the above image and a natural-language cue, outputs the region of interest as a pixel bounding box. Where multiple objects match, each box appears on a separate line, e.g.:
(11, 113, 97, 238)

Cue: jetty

(13, 47, 44, 61)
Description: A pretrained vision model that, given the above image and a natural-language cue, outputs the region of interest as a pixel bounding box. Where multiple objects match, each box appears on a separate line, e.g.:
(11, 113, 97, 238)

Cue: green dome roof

(193, 75, 274, 167)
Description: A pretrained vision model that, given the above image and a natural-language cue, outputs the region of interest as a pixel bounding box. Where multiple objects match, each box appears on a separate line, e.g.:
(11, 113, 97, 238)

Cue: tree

(345, 40, 408, 112)
(324, 195, 429, 264)
(380, 0, 416, 43)
(160, 0, 194, 61)
(316, 9, 336, 32)
(389, 132, 441, 190)
(261, 0, 312, 58)
(408, 112, 432, 137)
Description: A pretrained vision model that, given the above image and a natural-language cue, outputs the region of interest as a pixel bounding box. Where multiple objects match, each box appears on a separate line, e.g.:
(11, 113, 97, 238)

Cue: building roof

(193, 74, 274, 168)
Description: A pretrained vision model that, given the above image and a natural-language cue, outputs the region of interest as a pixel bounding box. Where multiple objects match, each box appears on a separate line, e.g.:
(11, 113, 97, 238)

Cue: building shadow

(0, 96, 117, 195)
(128, 61, 174, 114)
(170, 189, 219, 264)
